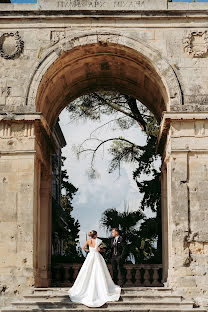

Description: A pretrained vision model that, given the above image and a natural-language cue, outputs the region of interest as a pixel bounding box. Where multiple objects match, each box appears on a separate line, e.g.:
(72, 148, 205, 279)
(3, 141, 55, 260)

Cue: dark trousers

(111, 256, 125, 285)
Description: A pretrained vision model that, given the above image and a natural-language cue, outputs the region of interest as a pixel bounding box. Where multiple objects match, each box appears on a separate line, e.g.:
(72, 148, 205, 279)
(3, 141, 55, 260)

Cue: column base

(35, 268, 52, 287)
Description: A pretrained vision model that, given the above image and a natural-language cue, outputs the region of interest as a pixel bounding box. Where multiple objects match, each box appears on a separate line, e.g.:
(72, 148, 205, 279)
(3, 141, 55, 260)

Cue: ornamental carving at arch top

(27, 32, 183, 126)
(0, 31, 24, 60)
(183, 31, 208, 58)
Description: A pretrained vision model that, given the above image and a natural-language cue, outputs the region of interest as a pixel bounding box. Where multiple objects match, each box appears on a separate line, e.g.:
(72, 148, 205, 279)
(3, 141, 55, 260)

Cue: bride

(68, 230, 121, 307)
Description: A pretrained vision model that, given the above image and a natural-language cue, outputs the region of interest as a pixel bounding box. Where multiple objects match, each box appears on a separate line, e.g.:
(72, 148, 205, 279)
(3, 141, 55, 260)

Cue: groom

(111, 228, 126, 287)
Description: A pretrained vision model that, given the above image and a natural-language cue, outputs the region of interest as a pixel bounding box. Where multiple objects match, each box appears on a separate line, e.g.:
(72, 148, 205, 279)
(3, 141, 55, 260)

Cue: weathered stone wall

(160, 113, 208, 307)
(0, 119, 36, 307)
(0, 1, 208, 116)
(1, 0, 208, 309)
(0, 116, 54, 308)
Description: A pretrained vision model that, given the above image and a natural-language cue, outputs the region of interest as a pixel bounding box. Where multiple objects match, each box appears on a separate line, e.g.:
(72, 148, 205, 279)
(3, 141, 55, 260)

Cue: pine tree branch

(125, 96, 147, 131)
(77, 137, 144, 168)
(93, 92, 138, 123)
(89, 116, 128, 138)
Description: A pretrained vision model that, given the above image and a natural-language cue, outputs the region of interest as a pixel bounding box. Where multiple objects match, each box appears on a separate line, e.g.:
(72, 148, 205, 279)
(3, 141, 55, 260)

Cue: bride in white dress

(68, 230, 121, 307)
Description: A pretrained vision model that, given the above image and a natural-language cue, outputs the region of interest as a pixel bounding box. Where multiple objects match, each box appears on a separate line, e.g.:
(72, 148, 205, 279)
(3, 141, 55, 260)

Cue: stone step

(2, 287, 206, 312)
(2, 308, 207, 312)
(32, 287, 174, 296)
(23, 294, 184, 302)
(33, 287, 172, 292)
(9, 300, 195, 309)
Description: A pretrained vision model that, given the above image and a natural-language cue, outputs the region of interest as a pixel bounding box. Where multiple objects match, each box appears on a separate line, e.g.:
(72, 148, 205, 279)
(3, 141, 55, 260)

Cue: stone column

(161, 161, 169, 284)
(0, 117, 37, 307)
(33, 118, 53, 287)
(0, 115, 54, 308)
(34, 162, 52, 287)
(158, 112, 208, 304)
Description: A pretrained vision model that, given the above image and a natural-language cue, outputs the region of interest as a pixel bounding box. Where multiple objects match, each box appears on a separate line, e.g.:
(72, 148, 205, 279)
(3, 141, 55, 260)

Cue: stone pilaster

(0, 117, 37, 307)
(0, 114, 54, 307)
(158, 112, 208, 306)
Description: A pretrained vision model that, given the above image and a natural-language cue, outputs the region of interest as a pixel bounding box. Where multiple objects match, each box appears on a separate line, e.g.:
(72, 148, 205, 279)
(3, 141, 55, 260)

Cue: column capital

(157, 112, 208, 153)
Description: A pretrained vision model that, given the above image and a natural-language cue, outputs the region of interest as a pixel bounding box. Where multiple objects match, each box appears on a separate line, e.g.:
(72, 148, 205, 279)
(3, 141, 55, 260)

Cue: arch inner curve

(36, 43, 169, 128)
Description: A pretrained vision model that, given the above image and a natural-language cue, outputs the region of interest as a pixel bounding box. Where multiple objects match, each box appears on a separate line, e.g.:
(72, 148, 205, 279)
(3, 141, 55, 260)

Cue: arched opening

(33, 41, 173, 288)
(36, 43, 169, 127)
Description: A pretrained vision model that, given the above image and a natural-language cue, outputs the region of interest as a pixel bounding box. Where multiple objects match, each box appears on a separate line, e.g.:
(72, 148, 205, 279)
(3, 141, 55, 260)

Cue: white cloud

(59, 108, 151, 246)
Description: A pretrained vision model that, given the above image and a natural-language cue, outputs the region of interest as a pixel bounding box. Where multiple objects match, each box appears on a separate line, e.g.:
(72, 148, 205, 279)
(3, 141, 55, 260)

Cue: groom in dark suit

(111, 228, 126, 287)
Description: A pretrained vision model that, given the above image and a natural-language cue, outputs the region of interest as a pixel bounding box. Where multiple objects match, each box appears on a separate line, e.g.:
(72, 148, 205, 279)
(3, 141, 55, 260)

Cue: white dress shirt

(113, 235, 119, 244)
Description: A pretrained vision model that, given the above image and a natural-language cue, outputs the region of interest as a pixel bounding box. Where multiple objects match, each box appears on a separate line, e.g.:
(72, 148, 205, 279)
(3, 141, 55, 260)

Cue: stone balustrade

(51, 263, 163, 287)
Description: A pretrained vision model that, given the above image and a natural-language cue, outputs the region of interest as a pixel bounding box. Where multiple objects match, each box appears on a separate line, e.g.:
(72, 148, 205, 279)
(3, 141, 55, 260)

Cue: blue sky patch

(11, 0, 37, 3)
(172, 0, 208, 2)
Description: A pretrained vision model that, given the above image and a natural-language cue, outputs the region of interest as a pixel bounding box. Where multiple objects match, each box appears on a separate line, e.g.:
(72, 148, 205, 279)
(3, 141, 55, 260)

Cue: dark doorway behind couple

(68, 228, 126, 307)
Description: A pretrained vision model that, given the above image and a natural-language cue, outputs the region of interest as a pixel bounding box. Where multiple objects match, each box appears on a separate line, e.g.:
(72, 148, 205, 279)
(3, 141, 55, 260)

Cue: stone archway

(28, 32, 182, 288)
(27, 31, 182, 123)
(1, 1, 208, 307)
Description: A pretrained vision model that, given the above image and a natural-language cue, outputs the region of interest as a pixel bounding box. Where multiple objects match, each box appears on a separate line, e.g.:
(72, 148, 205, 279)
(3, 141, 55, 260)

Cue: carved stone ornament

(183, 31, 208, 58)
(0, 31, 24, 60)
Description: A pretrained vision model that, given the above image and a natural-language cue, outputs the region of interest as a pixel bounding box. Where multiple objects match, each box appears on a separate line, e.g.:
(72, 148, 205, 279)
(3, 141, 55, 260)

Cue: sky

(172, 0, 208, 2)
(11, 0, 37, 3)
(59, 107, 158, 247)
(9, 0, 208, 2)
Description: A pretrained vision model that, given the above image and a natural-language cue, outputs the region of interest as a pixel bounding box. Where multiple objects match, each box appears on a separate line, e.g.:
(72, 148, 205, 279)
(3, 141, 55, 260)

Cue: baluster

(51, 266, 58, 282)
(152, 268, 160, 286)
(56, 266, 62, 283)
(69, 265, 74, 286)
(73, 264, 81, 283)
(65, 265, 71, 285)
(125, 266, 132, 286)
(51, 263, 163, 288)
(64, 265, 68, 284)
(135, 267, 142, 286)
(143, 268, 151, 286)
(108, 264, 113, 277)
(59, 265, 66, 284)
(55, 265, 62, 286)
(118, 270, 122, 285)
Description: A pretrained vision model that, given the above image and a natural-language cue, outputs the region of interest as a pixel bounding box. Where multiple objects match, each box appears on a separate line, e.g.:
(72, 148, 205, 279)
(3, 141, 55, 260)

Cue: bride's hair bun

(88, 230, 97, 238)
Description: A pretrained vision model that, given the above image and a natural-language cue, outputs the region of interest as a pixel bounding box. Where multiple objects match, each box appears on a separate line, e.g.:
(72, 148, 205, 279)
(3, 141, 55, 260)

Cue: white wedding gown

(68, 238, 121, 307)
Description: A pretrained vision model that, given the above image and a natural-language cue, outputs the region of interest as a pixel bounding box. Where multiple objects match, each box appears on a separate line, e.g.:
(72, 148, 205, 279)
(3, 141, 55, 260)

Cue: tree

(100, 203, 157, 264)
(60, 156, 84, 263)
(67, 91, 162, 263)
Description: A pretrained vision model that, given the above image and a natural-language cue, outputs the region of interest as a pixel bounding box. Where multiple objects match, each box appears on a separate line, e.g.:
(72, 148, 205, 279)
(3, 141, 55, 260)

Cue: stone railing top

(0, 0, 208, 13)
(52, 262, 163, 268)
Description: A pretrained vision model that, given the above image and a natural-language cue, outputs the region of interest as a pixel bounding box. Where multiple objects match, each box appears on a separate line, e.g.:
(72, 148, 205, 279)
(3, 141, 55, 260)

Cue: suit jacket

(111, 236, 126, 259)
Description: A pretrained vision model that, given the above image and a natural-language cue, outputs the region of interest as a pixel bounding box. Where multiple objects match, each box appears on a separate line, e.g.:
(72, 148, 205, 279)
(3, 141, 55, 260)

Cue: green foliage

(60, 157, 85, 263)
(61, 156, 78, 204)
(136, 170, 161, 213)
(67, 91, 162, 263)
(108, 138, 144, 174)
(101, 207, 145, 232)
(67, 92, 131, 124)
(100, 206, 157, 264)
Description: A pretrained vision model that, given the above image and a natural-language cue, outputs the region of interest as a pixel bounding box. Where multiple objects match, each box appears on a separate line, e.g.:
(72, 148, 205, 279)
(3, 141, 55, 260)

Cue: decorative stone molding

(157, 112, 208, 152)
(183, 31, 208, 58)
(0, 31, 24, 60)
(0, 122, 34, 138)
(27, 31, 183, 118)
(50, 30, 66, 44)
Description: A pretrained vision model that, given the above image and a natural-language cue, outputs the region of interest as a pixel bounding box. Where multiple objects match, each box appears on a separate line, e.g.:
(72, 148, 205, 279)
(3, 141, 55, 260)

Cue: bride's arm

(98, 247, 105, 252)
(83, 240, 89, 252)
(98, 245, 106, 252)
